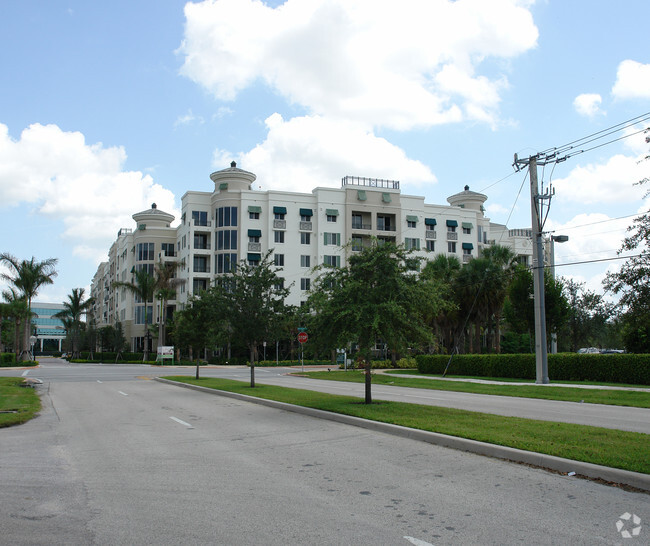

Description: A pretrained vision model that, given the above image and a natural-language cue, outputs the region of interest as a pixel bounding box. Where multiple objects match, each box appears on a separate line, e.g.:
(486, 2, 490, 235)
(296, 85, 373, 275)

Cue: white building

(31, 302, 66, 353)
(90, 163, 534, 350)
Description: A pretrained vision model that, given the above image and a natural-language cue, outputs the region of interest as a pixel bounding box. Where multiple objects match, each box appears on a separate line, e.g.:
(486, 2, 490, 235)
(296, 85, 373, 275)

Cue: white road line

(97, 380, 103, 383)
(404, 536, 435, 546)
(170, 416, 194, 429)
(21, 370, 30, 376)
(118, 391, 128, 396)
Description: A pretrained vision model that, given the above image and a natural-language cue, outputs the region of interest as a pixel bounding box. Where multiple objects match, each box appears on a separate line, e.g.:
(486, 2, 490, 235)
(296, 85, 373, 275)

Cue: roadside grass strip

(0, 378, 41, 428)
(165, 376, 649, 475)
(303, 370, 650, 408)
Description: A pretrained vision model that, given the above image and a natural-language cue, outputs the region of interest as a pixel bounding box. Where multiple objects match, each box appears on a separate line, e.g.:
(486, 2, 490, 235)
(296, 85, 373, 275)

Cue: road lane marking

(404, 537, 435, 546)
(22, 370, 30, 376)
(97, 380, 102, 383)
(170, 416, 194, 429)
(118, 391, 128, 396)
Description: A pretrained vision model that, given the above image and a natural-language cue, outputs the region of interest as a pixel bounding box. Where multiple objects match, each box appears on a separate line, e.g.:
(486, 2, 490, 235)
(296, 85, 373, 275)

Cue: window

(135, 306, 153, 325)
(405, 238, 420, 251)
(274, 231, 285, 243)
(300, 278, 311, 291)
(217, 206, 238, 227)
(217, 230, 237, 250)
(136, 243, 154, 261)
(300, 255, 311, 268)
(192, 210, 208, 226)
(447, 225, 456, 233)
(161, 242, 175, 257)
(352, 213, 363, 229)
(135, 263, 154, 276)
(426, 240, 435, 252)
(327, 214, 337, 223)
(351, 236, 363, 251)
(274, 279, 285, 291)
(301, 232, 311, 244)
(248, 253, 261, 266)
(463, 246, 472, 255)
(325, 209, 339, 223)
(249, 211, 260, 220)
(249, 234, 260, 243)
(194, 233, 208, 249)
(377, 215, 393, 231)
(193, 256, 209, 273)
(407, 220, 417, 228)
(274, 211, 285, 220)
(192, 278, 208, 293)
(463, 226, 471, 235)
(324, 232, 341, 246)
(216, 253, 237, 274)
(448, 242, 456, 253)
(323, 255, 341, 267)
(274, 254, 285, 266)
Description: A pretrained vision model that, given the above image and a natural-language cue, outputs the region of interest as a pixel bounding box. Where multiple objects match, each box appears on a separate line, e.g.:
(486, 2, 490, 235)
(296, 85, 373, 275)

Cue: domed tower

(209, 161, 257, 192)
(131, 202, 175, 228)
(447, 185, 487, 215)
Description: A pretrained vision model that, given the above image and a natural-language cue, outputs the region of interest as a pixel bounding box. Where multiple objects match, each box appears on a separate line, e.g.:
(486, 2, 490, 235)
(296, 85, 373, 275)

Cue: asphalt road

(1, 366, 648, 545)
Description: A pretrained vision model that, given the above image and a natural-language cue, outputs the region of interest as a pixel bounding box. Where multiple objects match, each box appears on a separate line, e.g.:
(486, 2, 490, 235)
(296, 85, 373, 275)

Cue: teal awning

(326, 208, 339, 216)
(446, 219, 458, 227)
(248, 205, 262, 213)
(219, 183, 228, 190)
(462, 242, 474, 250)
(406, 215, 418, 223)
(248, 229, 262, 237)
(247, 253, 261, 261)
(299, 208, 313, 217)
(382, 193, 392, 203)
(357, 190, 367, 201)
(462, 222, 473, 229)
(424, 218, 437, 226)
(273, 206, 287, 214)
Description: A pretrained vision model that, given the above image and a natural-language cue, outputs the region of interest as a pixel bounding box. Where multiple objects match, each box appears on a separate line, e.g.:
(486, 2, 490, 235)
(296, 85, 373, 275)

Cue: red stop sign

(297, 332, 308, 343)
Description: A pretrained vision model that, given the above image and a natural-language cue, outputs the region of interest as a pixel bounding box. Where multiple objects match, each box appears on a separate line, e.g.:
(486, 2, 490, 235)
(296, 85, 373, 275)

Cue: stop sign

(297, 332, 308, 343)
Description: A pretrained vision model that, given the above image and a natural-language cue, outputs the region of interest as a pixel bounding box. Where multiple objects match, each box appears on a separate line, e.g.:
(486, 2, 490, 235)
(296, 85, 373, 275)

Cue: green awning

(299, 208, 313, 217)
(446, 219, 458, 227)
(462, 243, 474, 250)
(462, 222, 473, 229)
(248, 229, 262, 237)
(424, 218, 437, 226)
(219, 183, 228, 190)
(248, 205, 262, 213)
(326, 209, 339, 216)
(406, 215, 418, 223)
(382, 193, 391, 203)
(273, 206, 287, 214)
(247, 253, 261, 261)
(357, 190, 367, 201)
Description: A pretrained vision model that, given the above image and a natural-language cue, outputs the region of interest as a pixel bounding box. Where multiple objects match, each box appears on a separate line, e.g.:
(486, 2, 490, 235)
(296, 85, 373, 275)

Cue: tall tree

(55, 288, 95, 359)
(2, 288, 29, 357)
(0, 254, 58, 361)
(113, 269, 157, 361)
(153, 259, 184, 349)
(603, 176, 650, 351)
(308, 240, 440, 403)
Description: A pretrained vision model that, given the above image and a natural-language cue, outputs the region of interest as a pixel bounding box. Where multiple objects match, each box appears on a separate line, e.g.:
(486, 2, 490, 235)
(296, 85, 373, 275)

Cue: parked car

(577, 347, 600, 354)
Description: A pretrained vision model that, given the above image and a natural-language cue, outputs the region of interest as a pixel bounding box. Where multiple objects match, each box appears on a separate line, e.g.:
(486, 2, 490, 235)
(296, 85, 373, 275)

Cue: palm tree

(2, 288, 30, 357)
(113, 269, 157, 361)
(153, 260, 184, 349)
(481, 245, 516, 353)
(55, 288, 95, 359)
(0, 254, 58, 361)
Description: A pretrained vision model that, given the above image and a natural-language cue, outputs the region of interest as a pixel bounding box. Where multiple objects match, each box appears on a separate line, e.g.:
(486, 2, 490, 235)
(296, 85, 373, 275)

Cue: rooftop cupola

(210, 161, 256, 192)
(132, 203, 175, 227)
(447, 185, 488, 214)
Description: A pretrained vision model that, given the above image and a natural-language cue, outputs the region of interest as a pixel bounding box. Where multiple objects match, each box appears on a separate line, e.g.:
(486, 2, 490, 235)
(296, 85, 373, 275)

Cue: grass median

(0, 377, 41, 428)
(164, 376, 649, 474)
(300, 370, 650, 408)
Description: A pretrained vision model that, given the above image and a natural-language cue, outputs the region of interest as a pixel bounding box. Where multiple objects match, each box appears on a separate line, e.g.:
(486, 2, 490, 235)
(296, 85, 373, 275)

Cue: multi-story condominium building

(90, 162, 534, 351)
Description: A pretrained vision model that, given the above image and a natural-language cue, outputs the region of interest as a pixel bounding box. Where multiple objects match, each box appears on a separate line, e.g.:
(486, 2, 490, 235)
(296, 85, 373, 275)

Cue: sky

(1, 0, 649, 305)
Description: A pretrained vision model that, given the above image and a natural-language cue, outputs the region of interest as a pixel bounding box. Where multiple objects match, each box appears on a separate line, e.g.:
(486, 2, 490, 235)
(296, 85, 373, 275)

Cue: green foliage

(416, 352, 650, 385)
(395, 357, 416, 369)
(500, 332, 532, 354)
(0, 377, 41, 427)
(1, 352, 16, 364)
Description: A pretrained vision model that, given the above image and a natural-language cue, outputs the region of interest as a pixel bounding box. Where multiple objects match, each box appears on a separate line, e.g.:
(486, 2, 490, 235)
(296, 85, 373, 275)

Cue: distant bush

(415, 353, 650, 385)
(1, 353, 16, 365)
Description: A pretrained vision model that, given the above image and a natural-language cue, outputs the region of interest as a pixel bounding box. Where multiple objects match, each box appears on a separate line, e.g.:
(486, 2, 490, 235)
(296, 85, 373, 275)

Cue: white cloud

(174, 109, 205, 127)
(179, 0, 538, 130)
(612, 60, 650, 99)
(213, 114, 436, 192)
(573, 93, 603, 117)
(0, 123, 179, 263)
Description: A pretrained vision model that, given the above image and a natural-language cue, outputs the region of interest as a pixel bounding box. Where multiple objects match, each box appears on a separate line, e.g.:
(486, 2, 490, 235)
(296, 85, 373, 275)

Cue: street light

(550, 234, 569, 353)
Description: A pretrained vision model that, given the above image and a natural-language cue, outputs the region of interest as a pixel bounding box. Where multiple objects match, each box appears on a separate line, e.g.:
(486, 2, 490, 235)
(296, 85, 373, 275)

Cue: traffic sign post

(297, 331, 308, 371)
(297, 332, 308, 344)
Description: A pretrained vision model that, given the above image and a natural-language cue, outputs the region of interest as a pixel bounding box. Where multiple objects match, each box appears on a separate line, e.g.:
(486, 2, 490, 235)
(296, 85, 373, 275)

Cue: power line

(547, 253, 644, 270)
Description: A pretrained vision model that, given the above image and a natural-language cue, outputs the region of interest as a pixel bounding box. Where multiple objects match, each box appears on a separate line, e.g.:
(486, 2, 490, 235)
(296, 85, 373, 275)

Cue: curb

(154, 377, 650, 492)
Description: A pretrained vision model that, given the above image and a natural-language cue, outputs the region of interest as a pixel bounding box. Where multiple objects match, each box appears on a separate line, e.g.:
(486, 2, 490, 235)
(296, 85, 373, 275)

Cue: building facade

(90, 163, 534, 349)
(31, 302, 66, 353)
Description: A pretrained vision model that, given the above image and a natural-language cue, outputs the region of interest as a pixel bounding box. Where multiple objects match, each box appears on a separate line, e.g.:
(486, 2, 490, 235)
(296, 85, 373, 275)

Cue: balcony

(447, 232, 458, 241)
(425, 230, 436, 240)
(352, 222, 372, 230)
(463, 254, 472, 263)
(248, 242, 262, 252)
(273, 219, 286, 229)
(192, 219, 212, 228)
(376, 225, 396, 232)
(299, 221, 312, 231)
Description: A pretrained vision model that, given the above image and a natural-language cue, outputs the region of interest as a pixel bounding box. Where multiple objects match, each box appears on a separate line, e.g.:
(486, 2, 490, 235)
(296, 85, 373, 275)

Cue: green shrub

(416, 352, 650, 385)
(1, 353, 16, 365)
(395, 357, 417, 369)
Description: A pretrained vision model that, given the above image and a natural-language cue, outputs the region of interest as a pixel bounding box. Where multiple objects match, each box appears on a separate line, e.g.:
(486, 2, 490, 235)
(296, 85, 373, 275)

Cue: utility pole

(514, 153, 553, 384)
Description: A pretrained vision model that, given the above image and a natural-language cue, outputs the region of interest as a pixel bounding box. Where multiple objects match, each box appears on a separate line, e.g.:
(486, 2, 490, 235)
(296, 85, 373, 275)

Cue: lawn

(164, 376, 650, 474)
(300, 370, 650, 408)
(0, 377, 41, 427)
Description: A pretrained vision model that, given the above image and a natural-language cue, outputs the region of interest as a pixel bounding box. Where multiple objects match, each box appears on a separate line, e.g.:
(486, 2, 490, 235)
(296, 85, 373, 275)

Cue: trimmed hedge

(416, 353, 650, 385)
(75, 351, 146, 362)
(1, 353, 16, 365)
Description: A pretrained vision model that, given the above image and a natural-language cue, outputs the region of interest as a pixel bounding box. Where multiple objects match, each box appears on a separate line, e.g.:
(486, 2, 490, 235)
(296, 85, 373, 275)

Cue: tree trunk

(249, 344, 256, 387)
(364, 360, 372, 404)
(495, 312, 502, 354)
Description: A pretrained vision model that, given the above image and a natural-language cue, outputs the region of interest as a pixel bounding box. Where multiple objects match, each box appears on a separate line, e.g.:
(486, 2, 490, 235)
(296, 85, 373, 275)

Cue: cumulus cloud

(179, 0, 538, 130)
(212, 114, 436, 192)
(573, 93, 603, 117)
(612, 60, 650, 99)
(0, 123, 179, 263)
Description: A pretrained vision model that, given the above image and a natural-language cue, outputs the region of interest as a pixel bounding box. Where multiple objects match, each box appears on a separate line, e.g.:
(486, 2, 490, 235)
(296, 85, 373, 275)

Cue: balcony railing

(248, 242, 261, 251)
(463, 254, 472, 263)
(192, 219, 212, 228)
(376, 225, 396, 232)
(274, 219, 286, 229)
(299, 221, 312, 231)
(352, 222, 372, 230)
(447, 232, 458, 241)
(425, 230, 436, 240)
